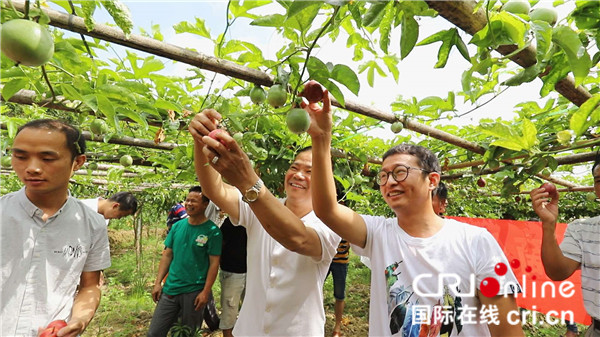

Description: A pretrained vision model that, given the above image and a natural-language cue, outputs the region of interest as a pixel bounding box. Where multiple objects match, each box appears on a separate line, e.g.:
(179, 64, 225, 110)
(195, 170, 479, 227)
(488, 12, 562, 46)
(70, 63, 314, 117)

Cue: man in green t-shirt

(148, 186, 222, 337)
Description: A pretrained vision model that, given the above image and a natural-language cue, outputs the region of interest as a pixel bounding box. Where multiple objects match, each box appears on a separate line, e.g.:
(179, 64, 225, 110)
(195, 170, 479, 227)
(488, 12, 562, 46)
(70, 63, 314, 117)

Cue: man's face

(593, 165, 600, 199)
(11, 128, 84, 198)
(184, 191, 209, 217)
(379, 153, 434, 212)
(284, 150, 312, 199)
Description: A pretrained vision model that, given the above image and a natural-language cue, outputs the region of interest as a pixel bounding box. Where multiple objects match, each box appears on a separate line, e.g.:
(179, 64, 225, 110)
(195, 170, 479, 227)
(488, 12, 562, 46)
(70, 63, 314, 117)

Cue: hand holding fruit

(301, 87, 332, 139)
(530, 182, 559, 228)
(39, 320, 67, 337)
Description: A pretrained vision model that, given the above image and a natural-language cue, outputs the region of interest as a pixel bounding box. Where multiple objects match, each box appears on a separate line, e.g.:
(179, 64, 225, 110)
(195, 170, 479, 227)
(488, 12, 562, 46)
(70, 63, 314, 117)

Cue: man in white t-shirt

(81, 191, 138, 225)
(530, 156, 600, 337)
(189, 110, 340, 337)
(306, 92, 524, 336)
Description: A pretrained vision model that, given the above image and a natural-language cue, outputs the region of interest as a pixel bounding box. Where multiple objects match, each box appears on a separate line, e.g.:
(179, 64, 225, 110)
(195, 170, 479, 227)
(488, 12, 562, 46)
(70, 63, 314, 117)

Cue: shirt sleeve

(208, 225, 223, 256)
(474, 229, 521, 295)
(560, 221, 583, 263)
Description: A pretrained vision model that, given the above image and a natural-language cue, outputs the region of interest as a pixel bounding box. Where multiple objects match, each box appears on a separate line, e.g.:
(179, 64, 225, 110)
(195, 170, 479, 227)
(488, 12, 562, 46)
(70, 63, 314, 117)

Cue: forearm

(248, 189, 321, 256)
(202, 257, 220, 293)
(540, 224, 573, 280)
(311, 133, 338, 216)
(154, 252, 172, 285)
(71, 283, 101, 332)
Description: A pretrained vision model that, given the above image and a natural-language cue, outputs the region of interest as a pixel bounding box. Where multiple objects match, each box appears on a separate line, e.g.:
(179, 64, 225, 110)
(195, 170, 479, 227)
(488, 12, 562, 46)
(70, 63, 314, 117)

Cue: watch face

(246, 190, 259, 201)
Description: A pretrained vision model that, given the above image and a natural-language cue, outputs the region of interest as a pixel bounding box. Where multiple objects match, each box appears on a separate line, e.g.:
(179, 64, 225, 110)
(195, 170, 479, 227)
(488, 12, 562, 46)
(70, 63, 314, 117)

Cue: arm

(478, 293, 524, 337)
(152, 248, 173, 303)
(530, 187, 580, 280)
(305, 91, 368, 248)
(194, 255, 220, 311)
(190, 110, 324, 257)
(58, 271, 102, 337)
(189, 111, 241, 222)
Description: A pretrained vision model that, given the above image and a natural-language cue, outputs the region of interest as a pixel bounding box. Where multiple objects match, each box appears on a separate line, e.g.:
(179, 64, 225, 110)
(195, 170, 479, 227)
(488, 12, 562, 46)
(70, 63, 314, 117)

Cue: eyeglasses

(376, 164, 431, 186)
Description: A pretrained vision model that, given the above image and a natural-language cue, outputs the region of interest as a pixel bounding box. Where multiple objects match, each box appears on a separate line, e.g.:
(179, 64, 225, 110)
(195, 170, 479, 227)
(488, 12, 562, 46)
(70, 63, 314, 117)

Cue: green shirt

(163, 218, 222, 296)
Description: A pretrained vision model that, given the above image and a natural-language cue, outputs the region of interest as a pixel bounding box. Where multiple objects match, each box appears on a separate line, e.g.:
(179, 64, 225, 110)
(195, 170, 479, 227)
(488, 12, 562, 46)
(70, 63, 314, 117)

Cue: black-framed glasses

(376, 164, 431, 186)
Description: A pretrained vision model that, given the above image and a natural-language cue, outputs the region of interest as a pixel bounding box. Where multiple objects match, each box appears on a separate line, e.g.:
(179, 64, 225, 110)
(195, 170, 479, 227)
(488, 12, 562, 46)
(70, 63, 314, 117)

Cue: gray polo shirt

(1, 188, 111, 336)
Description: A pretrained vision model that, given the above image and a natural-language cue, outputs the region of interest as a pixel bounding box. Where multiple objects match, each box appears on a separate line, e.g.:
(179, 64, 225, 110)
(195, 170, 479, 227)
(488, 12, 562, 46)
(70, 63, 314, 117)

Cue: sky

(80, 1, 574, 136)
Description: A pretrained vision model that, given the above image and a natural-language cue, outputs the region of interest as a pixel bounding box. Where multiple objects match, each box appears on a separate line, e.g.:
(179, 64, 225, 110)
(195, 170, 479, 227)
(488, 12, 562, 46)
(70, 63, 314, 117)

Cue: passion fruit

(502, 0, 530, 15)
(267, 84, 287, 108)
(249, 86, 266, 105)
(1, 19, 54, 67)
(286, 108, 310, 134)
(300, 80, 324, 103)
(120, 155, 133, 167)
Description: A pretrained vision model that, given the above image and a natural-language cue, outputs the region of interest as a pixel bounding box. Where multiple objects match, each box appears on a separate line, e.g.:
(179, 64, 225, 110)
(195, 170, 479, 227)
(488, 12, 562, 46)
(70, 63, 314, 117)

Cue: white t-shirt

(1, 188, 111, 336)
(232, 195, 340, 336)
(560, 215, 600, 320)
(81, 197, 109, 225)
(353, 216, 520, 337)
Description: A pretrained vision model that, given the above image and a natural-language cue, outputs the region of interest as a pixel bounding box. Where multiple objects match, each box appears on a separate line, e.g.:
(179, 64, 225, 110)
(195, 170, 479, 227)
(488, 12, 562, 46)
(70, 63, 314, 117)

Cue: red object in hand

(540, 182, 558, 199)
(208, 129, 229, 145)
(300, 80, 324, 103)
(39, 320, 67, 337)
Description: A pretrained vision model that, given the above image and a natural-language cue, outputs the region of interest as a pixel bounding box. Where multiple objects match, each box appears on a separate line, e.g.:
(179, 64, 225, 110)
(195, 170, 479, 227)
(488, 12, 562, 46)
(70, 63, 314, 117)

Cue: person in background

(1, 119, 110, 336)
(530, 152, 600, 337)
(82, 191, 138, 225)
(327, 239, 350, 337)
(306, 91, 524, 336)
(432, 181, 448, 217)
(167, 201, 188, 233)
(147, 186, 222, 337)
(218, 216, 247, 337)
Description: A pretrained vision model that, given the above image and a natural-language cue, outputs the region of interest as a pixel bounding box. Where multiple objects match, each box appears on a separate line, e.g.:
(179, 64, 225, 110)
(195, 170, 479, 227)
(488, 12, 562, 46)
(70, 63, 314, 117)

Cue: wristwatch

(242, 178, 264, 203)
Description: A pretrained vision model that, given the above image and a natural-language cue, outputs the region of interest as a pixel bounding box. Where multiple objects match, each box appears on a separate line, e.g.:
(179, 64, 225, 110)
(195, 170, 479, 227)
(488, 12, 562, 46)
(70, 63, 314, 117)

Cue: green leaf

(417, 29, 447, 46)
(382, 55, 400, 82)
(452, 30, 470, 61)
(1, 79, 28, 100)
(570, 94, 600, 136)
(362, 2, 387, 27)
(229, 0, 270, 18)
(521, 119, 538, 150)
(490, 139, 524, 152)
(552, 26, 591, 85)
(331, 64, 360, 95)
(378, 2, 396, 54)
(503, 65, 541, 86)
(173, 18, 211, 39)
(531, 21, 553, 61)
(540, 54, 570, 97)
(307, 57, 331, 83)
(81, 1, 97, 31)
(101, 0, 133, 37)
(435, 39, 452, 68)
(250, 14, 286, 27)
(322, 80, 345, 107)
(287, 1, 322, 19)
(61, 83, 84, 101)
(116, 107, 149, 131)
(155, 98, 182, 112)
(96, 95, 116, 127)
(400, 15, 418, 59)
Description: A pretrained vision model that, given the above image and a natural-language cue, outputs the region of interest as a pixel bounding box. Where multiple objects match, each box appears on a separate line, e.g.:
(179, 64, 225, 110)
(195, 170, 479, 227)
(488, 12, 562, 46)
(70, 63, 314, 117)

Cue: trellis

(1, 0, 597, 193)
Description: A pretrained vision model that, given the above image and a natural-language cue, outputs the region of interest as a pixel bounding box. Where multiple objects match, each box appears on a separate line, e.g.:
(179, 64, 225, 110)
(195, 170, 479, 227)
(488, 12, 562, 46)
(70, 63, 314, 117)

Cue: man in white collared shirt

(1, 119, 110, 337)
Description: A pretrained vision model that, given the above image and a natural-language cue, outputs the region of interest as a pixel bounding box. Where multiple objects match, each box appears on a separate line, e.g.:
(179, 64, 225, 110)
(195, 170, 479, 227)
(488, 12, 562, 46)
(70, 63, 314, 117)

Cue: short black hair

(188, 186, 209, 203)
(593, 148, 600, 175)
(382, 144, 440, 174)
(16, 119, 85, 160)
(108, 191, 138, 214)
(432, 182, 448, 199)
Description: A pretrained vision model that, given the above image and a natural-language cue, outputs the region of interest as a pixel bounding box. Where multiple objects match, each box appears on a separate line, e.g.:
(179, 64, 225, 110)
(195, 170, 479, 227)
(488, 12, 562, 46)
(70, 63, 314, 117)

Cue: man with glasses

(305, 92, 524, 336)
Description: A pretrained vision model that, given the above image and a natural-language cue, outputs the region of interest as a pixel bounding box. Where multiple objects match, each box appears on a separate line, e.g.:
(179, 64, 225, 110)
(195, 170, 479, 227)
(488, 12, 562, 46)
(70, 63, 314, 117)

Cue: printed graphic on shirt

(386, 261, 464, 336)
(195, 234, 208, 247)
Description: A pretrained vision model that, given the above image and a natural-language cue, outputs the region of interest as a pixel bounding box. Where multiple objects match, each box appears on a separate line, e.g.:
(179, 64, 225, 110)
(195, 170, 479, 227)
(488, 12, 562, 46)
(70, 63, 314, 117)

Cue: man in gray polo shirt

(0, 119, 111, 337)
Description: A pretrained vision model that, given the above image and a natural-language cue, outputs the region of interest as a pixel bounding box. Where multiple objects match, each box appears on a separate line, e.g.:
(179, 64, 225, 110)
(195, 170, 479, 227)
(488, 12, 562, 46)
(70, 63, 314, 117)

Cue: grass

(83, 227, 588, 336)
